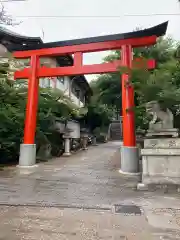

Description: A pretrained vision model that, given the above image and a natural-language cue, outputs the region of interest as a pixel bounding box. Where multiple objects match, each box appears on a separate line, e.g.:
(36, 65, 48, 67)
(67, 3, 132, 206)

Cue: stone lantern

(80, 128, 89, 150)
(62, 127, 73, 156)
(92, 135, 97, 146)
(92, 128, 99, 146)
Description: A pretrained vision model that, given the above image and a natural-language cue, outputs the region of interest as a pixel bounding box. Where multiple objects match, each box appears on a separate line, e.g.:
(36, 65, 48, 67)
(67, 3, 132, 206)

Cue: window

(39, 78, 50, 88)
(44, 78, 50, 88)
(57, 76, 64, 84)
(80, 92, 84, 103)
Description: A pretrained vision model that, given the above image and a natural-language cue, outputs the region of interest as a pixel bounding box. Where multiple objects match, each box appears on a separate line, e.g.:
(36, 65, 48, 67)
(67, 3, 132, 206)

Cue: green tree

(0, 67, 86, 163)
(0, 5, 89, 163)
(91, 37, 177, 131)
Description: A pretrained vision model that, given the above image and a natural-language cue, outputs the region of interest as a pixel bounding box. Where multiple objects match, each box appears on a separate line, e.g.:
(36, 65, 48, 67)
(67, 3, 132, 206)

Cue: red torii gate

(12, 22, 168, 172)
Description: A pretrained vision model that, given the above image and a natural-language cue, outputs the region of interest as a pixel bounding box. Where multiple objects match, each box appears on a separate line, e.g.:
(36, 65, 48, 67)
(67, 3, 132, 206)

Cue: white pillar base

(119, 169, 140, 176)
(63, 152, 71, 157)
(17, 164, 38, 169)
(137, 183, 148, 191)
(120, 146, 139, 174)
(18, 144, 36, 167)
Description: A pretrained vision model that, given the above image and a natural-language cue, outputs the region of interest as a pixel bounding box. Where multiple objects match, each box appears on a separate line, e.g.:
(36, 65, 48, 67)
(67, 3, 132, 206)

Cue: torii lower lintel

(13, 21, 168, 173)
(14, 58, 155, 79)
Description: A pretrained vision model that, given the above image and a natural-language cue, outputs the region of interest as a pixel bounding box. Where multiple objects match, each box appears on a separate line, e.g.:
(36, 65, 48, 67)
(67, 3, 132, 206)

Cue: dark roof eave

(0, 26, 92, 95)
(0, 26, 42, 44)
(9, 21, 168, 51)
(70, 75, 92, 96)
(78, 75, 93, 96)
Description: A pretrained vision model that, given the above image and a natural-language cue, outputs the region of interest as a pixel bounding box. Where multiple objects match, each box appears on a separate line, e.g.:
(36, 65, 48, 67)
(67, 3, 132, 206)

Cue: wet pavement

(0, 141, 180, 239)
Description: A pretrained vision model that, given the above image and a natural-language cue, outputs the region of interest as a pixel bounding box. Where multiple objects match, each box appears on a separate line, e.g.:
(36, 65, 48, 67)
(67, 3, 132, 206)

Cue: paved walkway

(0, 141, 180, 239)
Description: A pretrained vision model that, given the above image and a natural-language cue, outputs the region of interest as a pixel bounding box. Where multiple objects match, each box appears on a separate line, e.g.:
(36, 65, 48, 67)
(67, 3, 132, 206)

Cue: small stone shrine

(138, 100, 180, 187)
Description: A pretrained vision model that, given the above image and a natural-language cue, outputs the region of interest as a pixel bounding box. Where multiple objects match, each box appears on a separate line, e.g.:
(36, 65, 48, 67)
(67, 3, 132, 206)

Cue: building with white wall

(0, 26, 92, 108)
(39, 56, 92, 108)
(0, 26, 92, 139)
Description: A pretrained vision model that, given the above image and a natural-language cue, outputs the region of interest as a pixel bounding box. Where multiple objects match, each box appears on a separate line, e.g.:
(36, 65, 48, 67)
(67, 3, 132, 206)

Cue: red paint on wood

(14, 58, 155, 79)
(13, 36, 157, 58)
(121, 45, 136, 147)
(23, 55, 39, 144)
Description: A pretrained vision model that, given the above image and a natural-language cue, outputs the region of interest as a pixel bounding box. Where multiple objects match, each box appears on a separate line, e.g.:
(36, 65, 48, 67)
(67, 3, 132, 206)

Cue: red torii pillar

(12, 22, 168, 170)
(120, 45, 139, 174)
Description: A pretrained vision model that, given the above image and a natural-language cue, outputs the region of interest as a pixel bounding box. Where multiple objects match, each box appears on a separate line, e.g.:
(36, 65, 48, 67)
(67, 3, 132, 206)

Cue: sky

(3, 0, 180, 81)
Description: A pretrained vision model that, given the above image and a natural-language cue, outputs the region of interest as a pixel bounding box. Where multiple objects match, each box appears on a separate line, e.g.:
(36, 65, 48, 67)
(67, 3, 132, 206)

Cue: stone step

(111, 127, 121, 130)
(111, 128, 121, 131)
(137, 183, 180, 193)
(111, 130, 121, 134)
(109, 122, 122, 140)
(111, 131, 121, 135)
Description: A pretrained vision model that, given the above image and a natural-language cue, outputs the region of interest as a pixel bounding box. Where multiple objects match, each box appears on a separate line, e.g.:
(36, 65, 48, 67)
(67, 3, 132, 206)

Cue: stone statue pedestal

(138, 132, 180, 189)
(138, 101, 180, 190)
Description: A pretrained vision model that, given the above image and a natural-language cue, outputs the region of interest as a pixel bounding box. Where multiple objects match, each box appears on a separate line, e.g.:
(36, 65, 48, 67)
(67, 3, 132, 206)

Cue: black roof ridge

(0, 25, 91, 94)
(10, 21, 168, 51)
(0, 25, 42, 42)
(2, 22, 168, 95)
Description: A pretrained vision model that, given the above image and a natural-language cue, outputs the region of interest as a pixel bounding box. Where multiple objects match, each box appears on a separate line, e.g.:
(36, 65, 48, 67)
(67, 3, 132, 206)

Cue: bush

(0, 78, 84, 164)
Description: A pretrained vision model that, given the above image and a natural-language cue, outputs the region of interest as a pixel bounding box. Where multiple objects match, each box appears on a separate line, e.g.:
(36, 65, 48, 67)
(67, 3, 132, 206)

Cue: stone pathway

(0, 141, 180, 239)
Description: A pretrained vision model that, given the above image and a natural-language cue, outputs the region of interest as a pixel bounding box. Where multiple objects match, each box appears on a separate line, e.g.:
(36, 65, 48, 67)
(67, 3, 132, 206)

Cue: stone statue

(139, 100, 180, 188)
(146, 100, 174, 130)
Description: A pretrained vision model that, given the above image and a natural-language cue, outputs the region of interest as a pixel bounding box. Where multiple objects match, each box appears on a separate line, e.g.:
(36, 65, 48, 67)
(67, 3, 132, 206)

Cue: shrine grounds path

(0, 141, 180, 239)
